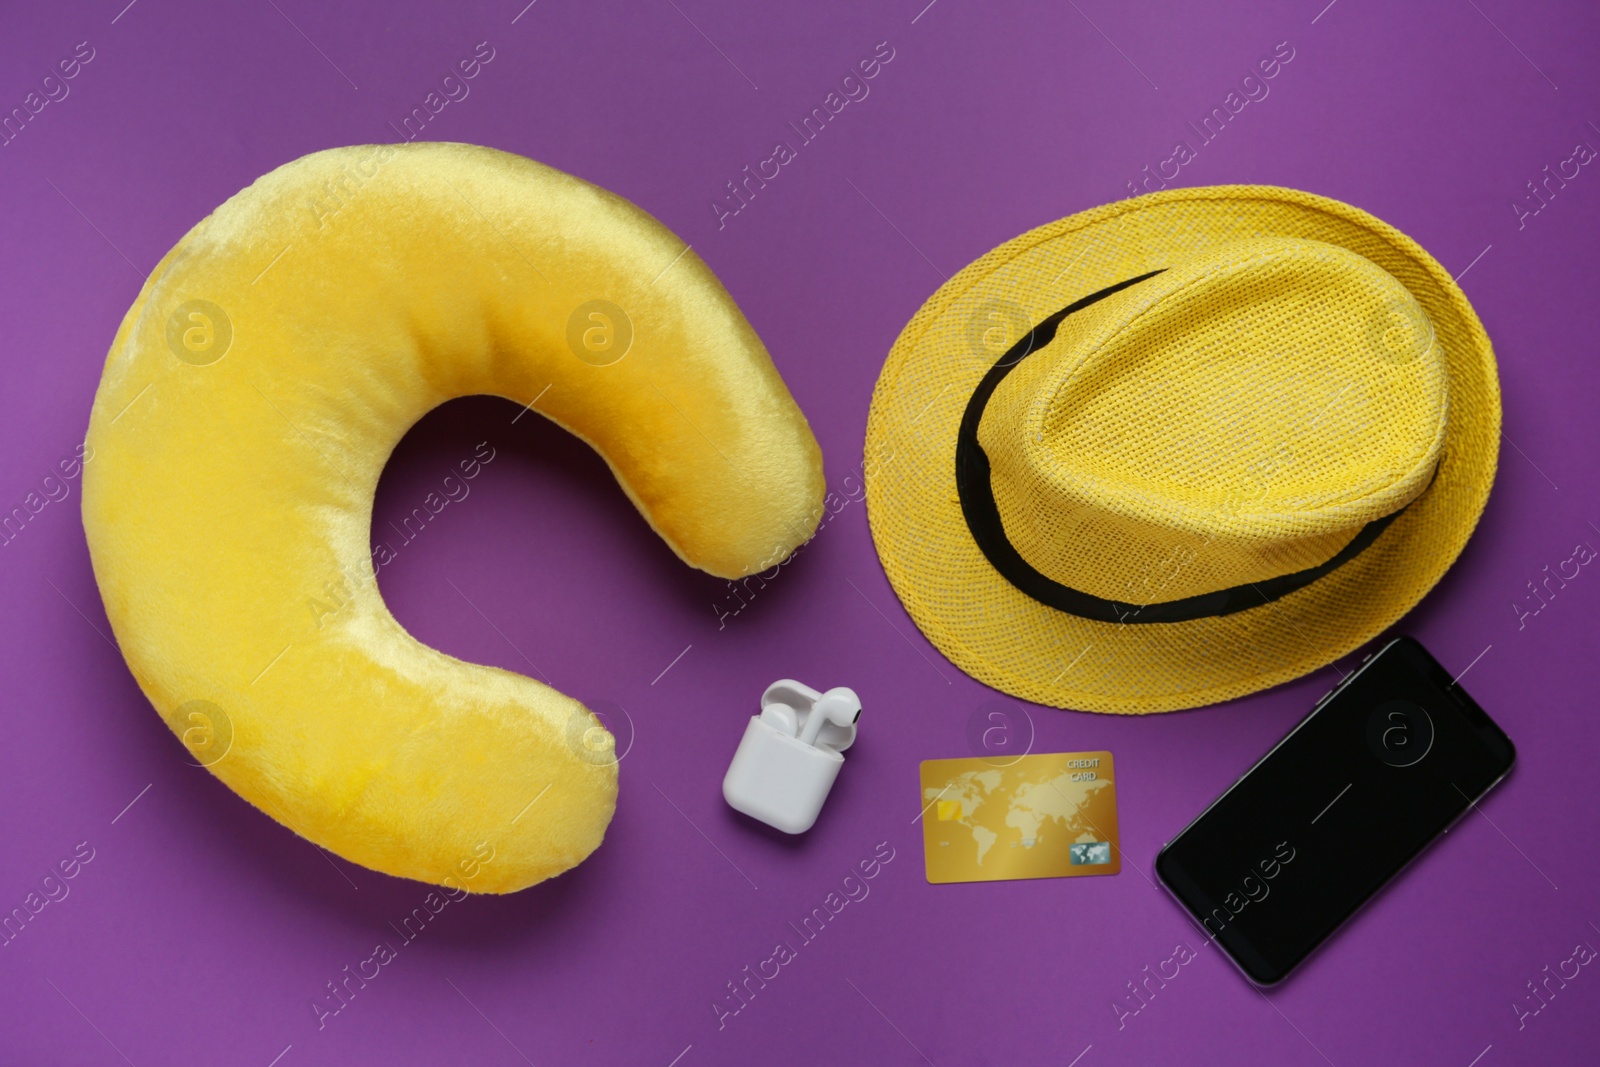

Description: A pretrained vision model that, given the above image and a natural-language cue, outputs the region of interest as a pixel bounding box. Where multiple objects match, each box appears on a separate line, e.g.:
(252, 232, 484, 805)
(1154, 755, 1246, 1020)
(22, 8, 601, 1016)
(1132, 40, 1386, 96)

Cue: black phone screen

(1155, 637, 1515, 985)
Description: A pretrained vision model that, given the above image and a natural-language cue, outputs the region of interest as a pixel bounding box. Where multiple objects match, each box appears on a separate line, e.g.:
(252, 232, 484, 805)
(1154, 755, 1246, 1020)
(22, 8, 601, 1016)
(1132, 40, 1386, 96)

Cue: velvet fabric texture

(82, 143, 824, 892)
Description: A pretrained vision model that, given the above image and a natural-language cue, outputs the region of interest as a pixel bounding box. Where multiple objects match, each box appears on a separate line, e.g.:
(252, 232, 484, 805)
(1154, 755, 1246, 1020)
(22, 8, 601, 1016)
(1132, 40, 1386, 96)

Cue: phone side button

(1444, 771, 1512, 836)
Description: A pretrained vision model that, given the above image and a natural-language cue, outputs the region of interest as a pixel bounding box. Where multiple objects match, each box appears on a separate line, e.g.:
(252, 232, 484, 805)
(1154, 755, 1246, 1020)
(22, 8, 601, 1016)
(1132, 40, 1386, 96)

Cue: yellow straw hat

(864, 186, 1499, 714)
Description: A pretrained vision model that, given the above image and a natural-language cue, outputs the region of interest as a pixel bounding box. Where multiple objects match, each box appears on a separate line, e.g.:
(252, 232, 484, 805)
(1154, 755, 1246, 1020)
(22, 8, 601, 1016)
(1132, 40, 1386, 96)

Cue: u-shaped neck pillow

(82, 143, 824, 893)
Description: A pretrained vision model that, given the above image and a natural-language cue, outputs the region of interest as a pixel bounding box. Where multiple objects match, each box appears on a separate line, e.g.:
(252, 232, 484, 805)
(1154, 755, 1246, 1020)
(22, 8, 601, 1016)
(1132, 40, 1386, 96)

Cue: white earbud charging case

(722, 680, 856, 834)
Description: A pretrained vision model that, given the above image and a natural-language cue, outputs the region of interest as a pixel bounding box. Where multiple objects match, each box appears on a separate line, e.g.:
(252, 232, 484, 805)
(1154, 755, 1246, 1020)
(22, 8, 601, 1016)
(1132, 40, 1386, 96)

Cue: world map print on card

(920, 752, 1119, 884)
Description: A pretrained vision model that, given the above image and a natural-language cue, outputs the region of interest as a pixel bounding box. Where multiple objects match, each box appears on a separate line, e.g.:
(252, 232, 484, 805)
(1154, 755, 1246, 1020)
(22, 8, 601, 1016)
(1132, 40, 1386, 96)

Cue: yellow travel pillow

(82, 142, 824, 893)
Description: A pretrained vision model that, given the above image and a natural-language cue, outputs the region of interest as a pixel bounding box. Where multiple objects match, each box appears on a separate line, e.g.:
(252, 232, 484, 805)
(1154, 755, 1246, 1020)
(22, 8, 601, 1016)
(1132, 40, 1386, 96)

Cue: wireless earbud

(760, 702, 799, 737)
(799, 687, 861, 747)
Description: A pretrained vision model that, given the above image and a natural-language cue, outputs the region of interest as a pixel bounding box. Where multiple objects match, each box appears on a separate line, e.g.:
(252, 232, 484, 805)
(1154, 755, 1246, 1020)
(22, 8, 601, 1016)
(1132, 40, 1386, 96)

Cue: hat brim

(864, 185, 1500, 714)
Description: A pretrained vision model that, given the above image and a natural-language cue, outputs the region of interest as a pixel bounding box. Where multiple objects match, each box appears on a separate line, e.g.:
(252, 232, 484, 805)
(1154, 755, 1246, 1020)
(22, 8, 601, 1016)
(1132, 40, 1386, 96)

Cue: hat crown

(978, 238, 1448, 605)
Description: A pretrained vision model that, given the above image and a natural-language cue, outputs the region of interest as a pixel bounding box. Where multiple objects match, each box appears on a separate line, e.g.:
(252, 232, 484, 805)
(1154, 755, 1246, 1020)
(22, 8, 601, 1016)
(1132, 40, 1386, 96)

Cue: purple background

(2, 1, 1597, 1063)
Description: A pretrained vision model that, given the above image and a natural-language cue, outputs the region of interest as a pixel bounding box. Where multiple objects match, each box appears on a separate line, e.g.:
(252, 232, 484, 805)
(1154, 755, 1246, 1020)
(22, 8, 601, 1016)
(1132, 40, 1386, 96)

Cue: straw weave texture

(864, 186, 1499, 713)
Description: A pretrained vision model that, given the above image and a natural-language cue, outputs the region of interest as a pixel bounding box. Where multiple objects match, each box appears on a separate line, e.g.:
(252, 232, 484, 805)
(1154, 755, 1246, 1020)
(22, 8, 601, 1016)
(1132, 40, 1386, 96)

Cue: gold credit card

(920, 752, 1119, 884)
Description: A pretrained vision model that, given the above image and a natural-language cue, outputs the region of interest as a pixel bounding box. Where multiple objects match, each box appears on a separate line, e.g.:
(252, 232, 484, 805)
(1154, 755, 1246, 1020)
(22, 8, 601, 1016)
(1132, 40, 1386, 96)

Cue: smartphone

(1155, 636, 1515, 986)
